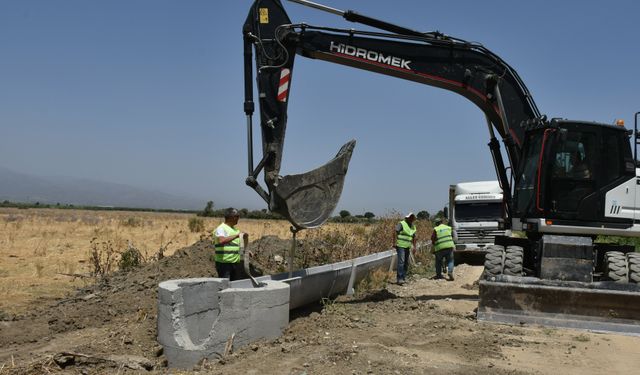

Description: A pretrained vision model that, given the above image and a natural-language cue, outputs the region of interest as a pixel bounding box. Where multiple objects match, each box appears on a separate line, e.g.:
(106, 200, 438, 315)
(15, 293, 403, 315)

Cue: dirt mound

(247, 235, 294, 274)
(0, 234, 354, 373)
(0, 239, 219, 373)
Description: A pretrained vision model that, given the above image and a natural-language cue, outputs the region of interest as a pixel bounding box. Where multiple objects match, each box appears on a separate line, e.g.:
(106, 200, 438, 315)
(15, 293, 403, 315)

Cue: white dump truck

(448, 181, 506, 264)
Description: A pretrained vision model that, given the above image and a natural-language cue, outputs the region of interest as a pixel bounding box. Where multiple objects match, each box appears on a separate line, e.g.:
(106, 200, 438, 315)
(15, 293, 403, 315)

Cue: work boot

(447, 273, 455, 281)
(397, 279, 405, 285)
(433, 275, 444, 280)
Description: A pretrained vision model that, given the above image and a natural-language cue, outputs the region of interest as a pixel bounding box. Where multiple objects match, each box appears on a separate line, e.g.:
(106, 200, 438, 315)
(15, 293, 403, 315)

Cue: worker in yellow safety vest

(213, 208, 249, 281)
(431, 217, 455, 281)
(393, 212, 417, 285)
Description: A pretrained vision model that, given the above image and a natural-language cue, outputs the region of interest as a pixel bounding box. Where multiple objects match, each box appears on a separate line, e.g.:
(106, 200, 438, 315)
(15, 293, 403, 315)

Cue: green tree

(201, 201, 215, 217)
(431, 209, 445, 222)
(339, 210, 351, 218)
(417, 210, 430, 220)
(364, 212, 375, 219)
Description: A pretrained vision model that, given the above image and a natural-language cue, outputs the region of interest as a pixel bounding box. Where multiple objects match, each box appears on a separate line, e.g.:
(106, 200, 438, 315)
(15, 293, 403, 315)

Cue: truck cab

(449, 181, 506, 264)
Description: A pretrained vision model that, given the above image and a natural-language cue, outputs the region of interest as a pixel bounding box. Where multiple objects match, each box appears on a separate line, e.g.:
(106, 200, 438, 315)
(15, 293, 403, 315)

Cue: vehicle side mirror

(625, 159, 636, 173)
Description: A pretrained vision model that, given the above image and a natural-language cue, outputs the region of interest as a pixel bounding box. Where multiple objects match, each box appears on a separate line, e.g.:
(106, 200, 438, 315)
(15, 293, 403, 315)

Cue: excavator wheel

(604, 251, 628, 283)
(483, 245, 505, 279)
(503, 246, 524, 276)
(628, 252, 640, 284)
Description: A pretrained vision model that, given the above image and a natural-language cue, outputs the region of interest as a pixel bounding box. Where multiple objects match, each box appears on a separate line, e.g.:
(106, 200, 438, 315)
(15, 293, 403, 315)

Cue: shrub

(352, 226, 366, 237)
(88, 238, 119, 279)
(4, 214, 24, 222)
(120, 217, 144, 227)
(356, 268, 392, 294)
(188, 217, 205, 233)
(119, 245, 143, 271)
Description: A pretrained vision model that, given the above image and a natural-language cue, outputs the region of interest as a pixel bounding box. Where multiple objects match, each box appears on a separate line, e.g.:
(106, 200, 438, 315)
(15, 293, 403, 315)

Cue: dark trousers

(215, 262, 242, 281)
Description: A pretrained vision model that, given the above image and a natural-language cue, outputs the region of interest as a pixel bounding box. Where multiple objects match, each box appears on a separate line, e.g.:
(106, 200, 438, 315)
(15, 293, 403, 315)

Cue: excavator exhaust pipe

(272, 140, 356, 229)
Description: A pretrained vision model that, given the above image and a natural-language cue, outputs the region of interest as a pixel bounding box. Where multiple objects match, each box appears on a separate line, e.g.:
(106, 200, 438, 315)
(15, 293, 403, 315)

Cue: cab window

(548, 131, 596, 213)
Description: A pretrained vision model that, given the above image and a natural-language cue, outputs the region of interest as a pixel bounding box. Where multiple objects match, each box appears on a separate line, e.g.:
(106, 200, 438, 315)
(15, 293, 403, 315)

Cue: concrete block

(157, 282, 180, 304)
(182, 280, 224, 316)
(157, 303, 180, 346)
(158, 279, 289, 369)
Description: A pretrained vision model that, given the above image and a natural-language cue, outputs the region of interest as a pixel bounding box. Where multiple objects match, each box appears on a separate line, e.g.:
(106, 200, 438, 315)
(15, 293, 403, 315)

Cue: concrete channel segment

(158, 278, 290, 368)
(232, 249, 396, 309)
(157, 249, 396, 368)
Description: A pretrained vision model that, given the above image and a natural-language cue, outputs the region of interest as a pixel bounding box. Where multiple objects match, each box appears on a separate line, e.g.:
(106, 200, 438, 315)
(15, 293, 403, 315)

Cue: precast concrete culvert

(157, 249, 395, 368)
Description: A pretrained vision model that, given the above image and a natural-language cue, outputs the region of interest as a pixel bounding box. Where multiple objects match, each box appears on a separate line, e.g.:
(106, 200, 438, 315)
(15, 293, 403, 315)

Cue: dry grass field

(0, 208, 281, 314)
(0, 207, 424, 315)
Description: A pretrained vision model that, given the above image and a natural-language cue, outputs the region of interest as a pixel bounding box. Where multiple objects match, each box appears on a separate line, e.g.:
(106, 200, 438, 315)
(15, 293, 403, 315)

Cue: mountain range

(0, 166, 204, 210)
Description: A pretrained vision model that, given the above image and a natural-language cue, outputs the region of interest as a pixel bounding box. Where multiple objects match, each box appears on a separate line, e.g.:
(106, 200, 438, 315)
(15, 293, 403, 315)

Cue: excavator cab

(514, 120, 636, 229)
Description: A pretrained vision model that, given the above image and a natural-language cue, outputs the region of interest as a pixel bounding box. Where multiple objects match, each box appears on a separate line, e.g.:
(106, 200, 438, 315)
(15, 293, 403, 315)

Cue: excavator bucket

(272, 140, 356, 229)
(478, 275, 640, 334)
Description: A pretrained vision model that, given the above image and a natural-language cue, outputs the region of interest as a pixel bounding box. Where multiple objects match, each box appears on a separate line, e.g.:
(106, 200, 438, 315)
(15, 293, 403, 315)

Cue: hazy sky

(1, 0, 639, 216)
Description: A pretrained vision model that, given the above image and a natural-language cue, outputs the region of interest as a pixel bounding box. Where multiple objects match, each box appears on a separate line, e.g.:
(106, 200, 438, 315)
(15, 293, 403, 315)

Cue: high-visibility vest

(213, 223, 241, 263)
(433, 224, 454, 252)
(396, 220, 416, 249)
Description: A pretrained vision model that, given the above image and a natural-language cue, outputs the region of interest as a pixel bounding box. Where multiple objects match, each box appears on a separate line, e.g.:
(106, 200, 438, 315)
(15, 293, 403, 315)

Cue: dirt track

(1, 240, 639, 374)
(215, 265, 640, 375)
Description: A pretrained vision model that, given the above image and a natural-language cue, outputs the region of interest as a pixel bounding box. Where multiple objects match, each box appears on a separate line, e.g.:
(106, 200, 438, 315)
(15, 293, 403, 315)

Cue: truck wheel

(503, 246, 524, 276)
(483, 245, 505, 279)
(604, 251, 628, 283)
(627, 252, 640, 284)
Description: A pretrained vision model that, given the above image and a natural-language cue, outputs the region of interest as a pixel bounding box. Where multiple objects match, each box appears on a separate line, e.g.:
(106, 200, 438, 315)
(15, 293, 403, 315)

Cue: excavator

(242, 0, 640, 333)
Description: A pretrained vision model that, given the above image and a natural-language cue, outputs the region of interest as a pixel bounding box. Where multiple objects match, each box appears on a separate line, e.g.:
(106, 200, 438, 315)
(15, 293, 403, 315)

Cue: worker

(431, 217, 455, 281)
(394, 212, 417, 285)
(213, 207, 249, 281)
(570, 153, 592, 179)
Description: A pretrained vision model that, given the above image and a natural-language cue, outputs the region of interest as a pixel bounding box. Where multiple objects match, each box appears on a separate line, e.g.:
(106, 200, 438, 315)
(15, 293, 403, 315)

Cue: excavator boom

(243, 0, 540, 228)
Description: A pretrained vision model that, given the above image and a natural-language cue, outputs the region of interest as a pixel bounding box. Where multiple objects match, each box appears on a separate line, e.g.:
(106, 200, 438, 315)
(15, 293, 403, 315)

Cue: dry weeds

(0, 208, 431, 315)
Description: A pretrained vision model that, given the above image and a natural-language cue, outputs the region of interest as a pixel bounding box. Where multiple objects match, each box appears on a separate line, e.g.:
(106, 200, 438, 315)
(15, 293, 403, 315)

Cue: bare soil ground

(1, 236, 639, 375)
